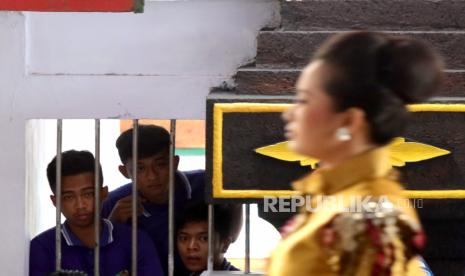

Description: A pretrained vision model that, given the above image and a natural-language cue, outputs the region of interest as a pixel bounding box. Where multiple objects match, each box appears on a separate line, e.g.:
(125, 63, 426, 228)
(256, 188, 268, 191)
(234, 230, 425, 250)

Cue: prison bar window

(49, 119, 257, 276)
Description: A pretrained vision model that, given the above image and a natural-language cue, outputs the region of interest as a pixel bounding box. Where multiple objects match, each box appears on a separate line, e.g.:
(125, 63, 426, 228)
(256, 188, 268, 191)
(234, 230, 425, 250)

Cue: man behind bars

(29, 150, 163, 275)
(176, 202, 241, 276)
(101, 124, 205, 275)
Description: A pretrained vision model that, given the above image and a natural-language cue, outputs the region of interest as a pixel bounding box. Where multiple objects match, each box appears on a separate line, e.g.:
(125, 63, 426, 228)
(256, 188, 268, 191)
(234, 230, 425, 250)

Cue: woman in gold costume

(268, 31, 443, 276)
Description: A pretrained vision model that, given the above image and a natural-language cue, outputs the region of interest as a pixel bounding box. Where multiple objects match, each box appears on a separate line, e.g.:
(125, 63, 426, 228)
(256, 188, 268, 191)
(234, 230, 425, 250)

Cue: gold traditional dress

(268, 147, 426, 276)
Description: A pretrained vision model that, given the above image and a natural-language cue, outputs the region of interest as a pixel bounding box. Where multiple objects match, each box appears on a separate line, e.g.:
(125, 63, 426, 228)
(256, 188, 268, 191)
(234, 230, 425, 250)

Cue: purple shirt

(29, 219, 163, 276)
(101, 170, 205, 275)
(189, 259, 240, 276)
(221, 258, 240, 271)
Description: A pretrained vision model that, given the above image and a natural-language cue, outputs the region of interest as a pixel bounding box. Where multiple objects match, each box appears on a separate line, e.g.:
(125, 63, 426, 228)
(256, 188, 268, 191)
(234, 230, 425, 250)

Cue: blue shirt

(29, 219, 163, 276)
(101, 170, 205, 275)
(221, 258, 240, 271)
(189, 259, 240, 276)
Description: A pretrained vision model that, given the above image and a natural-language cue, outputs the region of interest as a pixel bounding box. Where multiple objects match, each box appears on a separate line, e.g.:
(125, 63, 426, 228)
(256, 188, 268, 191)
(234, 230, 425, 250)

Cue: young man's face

(120, 151, 179, 203)
(51, 172, 108, 229)
(177, 221, 229, 273)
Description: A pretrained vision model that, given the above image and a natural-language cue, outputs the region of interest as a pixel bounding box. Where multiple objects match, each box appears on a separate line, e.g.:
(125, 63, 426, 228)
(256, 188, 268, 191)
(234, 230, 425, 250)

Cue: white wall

(0, 0, 279, 274)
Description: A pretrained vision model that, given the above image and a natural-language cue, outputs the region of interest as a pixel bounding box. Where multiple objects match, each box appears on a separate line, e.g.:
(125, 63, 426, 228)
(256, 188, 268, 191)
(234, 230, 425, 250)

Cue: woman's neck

(320, 142, 377, 169)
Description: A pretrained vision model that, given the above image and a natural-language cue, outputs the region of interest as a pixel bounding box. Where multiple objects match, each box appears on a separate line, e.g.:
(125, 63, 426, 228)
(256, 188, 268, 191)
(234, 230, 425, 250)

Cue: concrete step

(256, 31, 465, 69)
(281, 0, 465, 31)
(234, 68, 465, 97)
(234, 68, 298, 95)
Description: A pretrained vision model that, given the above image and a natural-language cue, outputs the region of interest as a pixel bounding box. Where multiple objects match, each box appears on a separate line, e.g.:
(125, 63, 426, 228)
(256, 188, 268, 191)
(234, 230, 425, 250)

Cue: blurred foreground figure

(268, 31, 443, 276)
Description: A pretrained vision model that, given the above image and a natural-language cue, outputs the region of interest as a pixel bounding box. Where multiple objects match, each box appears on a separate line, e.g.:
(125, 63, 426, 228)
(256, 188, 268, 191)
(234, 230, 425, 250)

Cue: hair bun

(376, 37, 444, 104)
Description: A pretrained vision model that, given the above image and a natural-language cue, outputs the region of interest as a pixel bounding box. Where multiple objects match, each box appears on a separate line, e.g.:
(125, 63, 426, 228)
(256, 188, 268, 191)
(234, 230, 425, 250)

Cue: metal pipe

(207, 204, 214, 272)
(94, 119, 101, 276)
(55, 119, 63, 272)
(131, 120, 139, 276)
(245, 204, 250, 274)
(168, 119, 176, 276)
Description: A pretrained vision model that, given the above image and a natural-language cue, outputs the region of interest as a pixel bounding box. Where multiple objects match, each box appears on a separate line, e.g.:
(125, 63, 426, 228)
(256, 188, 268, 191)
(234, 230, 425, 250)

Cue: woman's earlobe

(335, 127, 352, 141)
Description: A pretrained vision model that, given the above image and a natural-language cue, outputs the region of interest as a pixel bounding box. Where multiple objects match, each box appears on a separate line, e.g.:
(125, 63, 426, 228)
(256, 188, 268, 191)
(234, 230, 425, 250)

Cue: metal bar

(207, 204, 214, 272)
(168, 119, 176, 276)
(94, 119, 101, 276)
(131, 120, 139, 276)
(245, 204, 250, 274)
(55, 119, 63, 272)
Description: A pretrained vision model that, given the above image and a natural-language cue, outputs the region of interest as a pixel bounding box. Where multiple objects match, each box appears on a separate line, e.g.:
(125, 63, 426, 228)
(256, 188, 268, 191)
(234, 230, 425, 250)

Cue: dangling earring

(335, 127, 351, 141)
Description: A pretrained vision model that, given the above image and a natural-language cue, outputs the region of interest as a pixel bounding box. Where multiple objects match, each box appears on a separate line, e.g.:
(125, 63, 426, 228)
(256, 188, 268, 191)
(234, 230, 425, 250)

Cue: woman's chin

(289, 141, 311, 156)
(287, 140, 298, 151)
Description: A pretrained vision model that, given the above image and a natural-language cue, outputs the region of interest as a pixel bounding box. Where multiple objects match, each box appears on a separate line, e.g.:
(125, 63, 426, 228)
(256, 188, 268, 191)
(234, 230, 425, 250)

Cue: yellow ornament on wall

(255, 137, 450, 168)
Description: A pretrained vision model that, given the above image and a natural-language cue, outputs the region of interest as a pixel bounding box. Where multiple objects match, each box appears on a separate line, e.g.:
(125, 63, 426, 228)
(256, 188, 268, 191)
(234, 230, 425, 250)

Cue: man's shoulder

(111, 221, 132, 237)
(111, 222, 152, 243)
(222, 258, 240, 271)
(101, 183, 133, 217)
(182, 169, 204, 182)
(107, 183, 133, 199)
(32, 227, 56, 241)
(181, 170, 205, 200)
(30, 227, 56, 248)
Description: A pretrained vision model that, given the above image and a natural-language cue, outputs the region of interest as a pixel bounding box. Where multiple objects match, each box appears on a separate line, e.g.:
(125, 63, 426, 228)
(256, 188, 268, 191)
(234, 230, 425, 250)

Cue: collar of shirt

(141, 170, 192, 218)
(61, 218, 114, 247)
(220, 258, 235, 270)
(293, 147, 394, 195)
(188, 259, 237, 275)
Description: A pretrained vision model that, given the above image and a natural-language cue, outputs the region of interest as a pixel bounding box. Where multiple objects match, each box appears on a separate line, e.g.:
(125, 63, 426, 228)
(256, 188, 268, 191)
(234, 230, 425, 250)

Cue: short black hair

(176, 202, 242, 242)
(313, 31, 443, 145)
(116, 124, 170, 164)
(46, 150, 103, 194)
